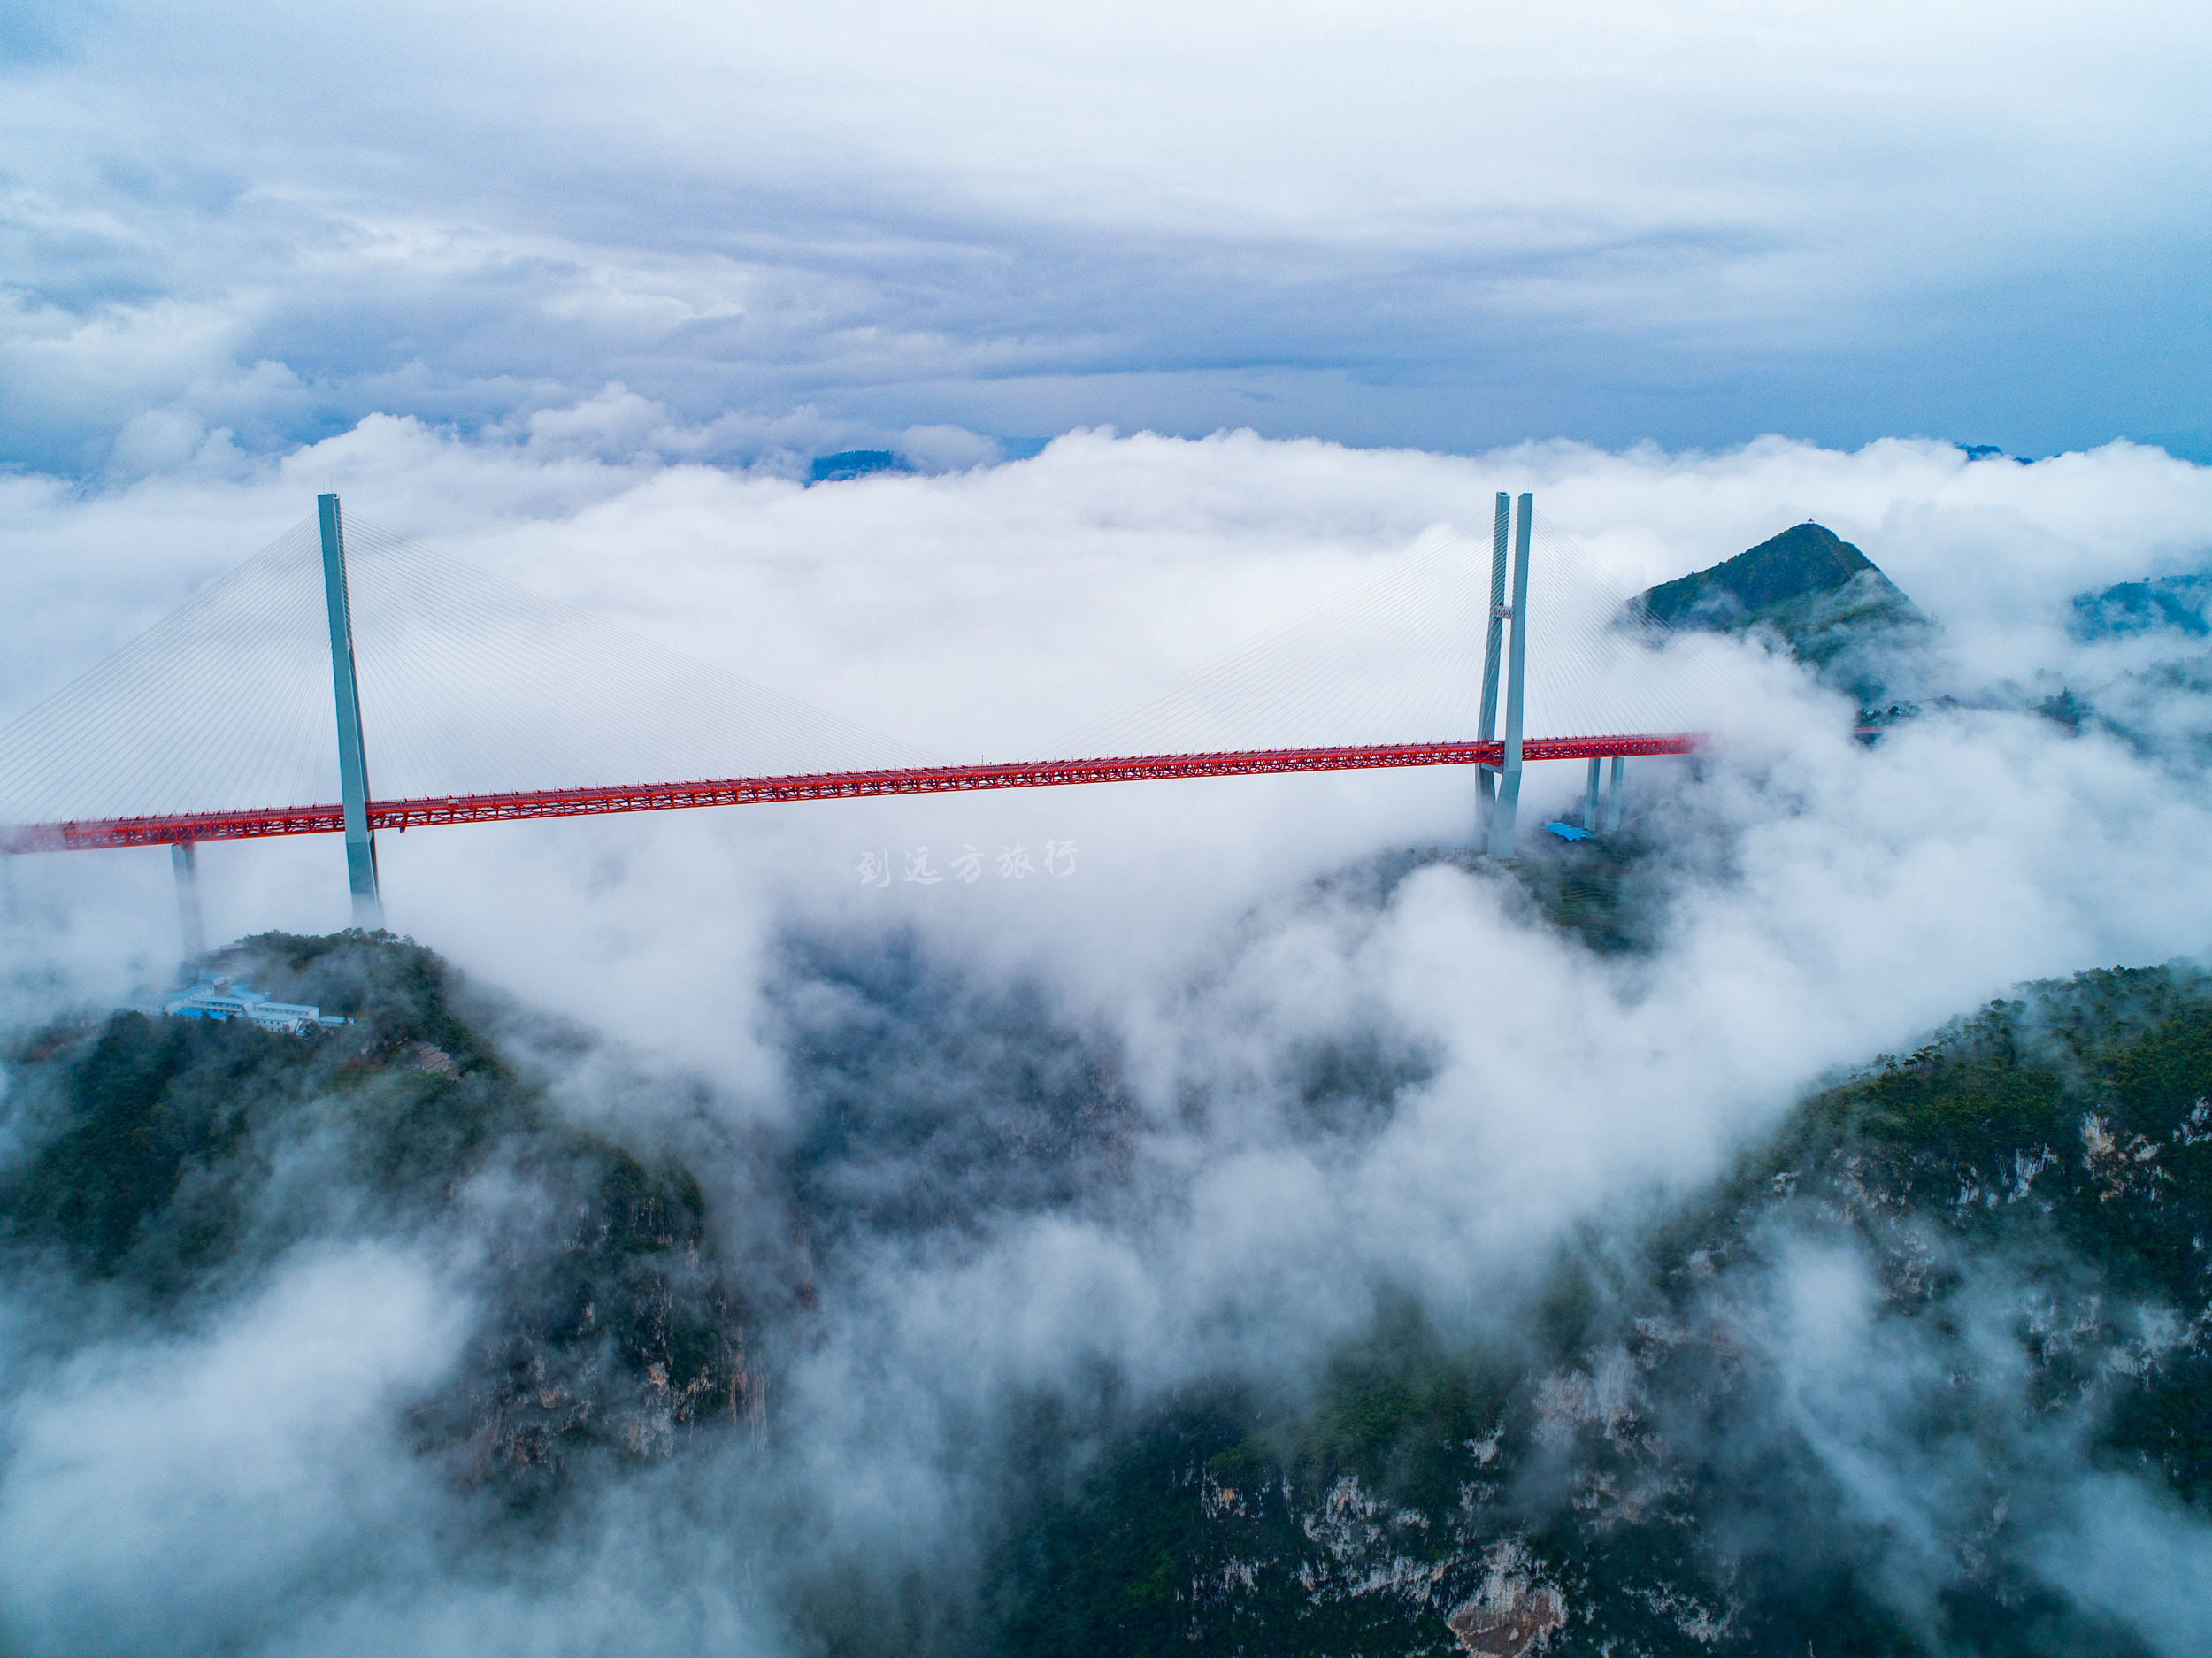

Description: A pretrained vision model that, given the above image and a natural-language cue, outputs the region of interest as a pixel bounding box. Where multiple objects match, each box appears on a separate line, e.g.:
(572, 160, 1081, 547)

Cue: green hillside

(2070, 572, 2212, 641)
(988, 964, 2212, 1656)
(7, 933, 2208, 1654)
(0, 933, 758, 1491)
(1637, 523, 1931, 704)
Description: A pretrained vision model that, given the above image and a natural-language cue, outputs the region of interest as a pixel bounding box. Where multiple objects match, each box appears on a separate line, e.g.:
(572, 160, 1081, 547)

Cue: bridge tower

(1483, 492, 1533, 858)
(1476, 493, 1509, 833)
(318, 494, 382, 927)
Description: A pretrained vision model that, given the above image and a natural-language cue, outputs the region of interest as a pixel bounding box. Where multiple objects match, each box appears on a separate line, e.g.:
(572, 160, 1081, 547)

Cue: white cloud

(0, 1247, 470, 1649)
(4, 423, 2212, 1649)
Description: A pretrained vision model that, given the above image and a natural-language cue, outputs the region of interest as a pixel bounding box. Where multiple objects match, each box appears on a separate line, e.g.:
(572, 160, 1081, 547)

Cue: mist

(3, 424, 2211, 1652)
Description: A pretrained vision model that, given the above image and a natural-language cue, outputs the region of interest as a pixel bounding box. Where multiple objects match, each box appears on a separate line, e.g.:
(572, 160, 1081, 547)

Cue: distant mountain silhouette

(2069, 571, 2212, 641)
(809, 449, 910, 484)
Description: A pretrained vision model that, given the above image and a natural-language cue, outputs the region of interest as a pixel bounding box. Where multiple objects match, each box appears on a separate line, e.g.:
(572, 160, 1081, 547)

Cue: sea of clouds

(3, 418, 2211, 1652)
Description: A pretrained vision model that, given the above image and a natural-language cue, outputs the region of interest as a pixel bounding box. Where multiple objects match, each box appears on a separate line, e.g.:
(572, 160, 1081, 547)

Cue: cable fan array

(337, 515, 940, 799)
(1033, 513, 1751, 763)
(0, 514, 941, 829)
(0, 518, 335, 825)
(0, 503, 1744, 843)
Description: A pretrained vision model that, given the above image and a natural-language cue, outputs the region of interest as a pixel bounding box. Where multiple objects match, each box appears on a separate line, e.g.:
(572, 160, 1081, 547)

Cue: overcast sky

(6, 0, 2210, 479)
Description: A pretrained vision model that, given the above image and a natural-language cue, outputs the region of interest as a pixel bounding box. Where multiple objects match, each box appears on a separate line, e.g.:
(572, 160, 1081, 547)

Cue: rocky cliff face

(988, 965, 2212, 1656)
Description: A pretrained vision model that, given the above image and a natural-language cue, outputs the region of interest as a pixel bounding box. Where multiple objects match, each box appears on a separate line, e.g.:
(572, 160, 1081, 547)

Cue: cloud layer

(3, 425, 2212, 1651)
(6, 1, 2211, 473)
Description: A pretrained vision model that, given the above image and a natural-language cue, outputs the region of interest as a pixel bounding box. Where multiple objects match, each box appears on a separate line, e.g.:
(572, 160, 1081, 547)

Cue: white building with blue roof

(163, 978, 349, 1034)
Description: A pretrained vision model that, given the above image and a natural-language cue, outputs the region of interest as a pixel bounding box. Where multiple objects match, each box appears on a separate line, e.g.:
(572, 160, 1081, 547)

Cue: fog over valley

(3, 426, 2211, 1653)
(6, 2, 2212, 1649)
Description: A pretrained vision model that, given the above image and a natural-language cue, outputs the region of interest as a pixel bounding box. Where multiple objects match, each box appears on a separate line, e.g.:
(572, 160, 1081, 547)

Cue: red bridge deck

(0, 733, 1702, 854)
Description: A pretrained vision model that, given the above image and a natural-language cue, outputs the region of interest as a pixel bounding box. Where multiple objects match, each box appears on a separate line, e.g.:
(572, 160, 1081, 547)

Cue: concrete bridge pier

(1583, 756, 1629, 834)
(172, 841, 205, 961)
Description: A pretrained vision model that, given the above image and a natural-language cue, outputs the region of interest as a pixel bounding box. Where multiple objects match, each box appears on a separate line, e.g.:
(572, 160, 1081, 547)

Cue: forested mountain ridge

(1636, 523, 1924, 642)
(1634, 523, 1932, 710)
(992, 965, 2212, 1656)
(4, 934, 2207, 1654)
(0, 933, 760, 1490)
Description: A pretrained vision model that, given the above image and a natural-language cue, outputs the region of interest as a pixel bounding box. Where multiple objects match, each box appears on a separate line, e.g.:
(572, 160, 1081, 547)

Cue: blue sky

(4, 0, 2209, 479)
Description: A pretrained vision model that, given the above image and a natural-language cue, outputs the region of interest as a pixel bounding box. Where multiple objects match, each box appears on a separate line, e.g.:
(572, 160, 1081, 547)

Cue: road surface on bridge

(0, 733, 1703, 853)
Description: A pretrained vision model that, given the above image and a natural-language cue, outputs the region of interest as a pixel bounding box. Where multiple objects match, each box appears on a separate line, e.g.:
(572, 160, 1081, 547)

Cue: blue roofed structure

(162, 977, 349, 1034)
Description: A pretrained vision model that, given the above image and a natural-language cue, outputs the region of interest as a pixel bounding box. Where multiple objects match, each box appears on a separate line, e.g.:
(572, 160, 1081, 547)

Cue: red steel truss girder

(0, 733, 1702, 854)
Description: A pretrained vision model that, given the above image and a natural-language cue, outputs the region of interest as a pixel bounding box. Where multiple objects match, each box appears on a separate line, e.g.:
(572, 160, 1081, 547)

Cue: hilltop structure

(162, 975, 349, 1033)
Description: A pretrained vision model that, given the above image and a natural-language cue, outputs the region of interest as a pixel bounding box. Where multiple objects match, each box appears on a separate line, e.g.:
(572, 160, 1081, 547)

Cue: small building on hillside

(163, 978, 349, 1034)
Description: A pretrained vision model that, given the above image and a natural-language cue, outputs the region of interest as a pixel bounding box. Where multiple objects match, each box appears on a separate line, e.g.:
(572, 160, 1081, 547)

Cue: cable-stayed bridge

(0, 493, 1737, 944)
